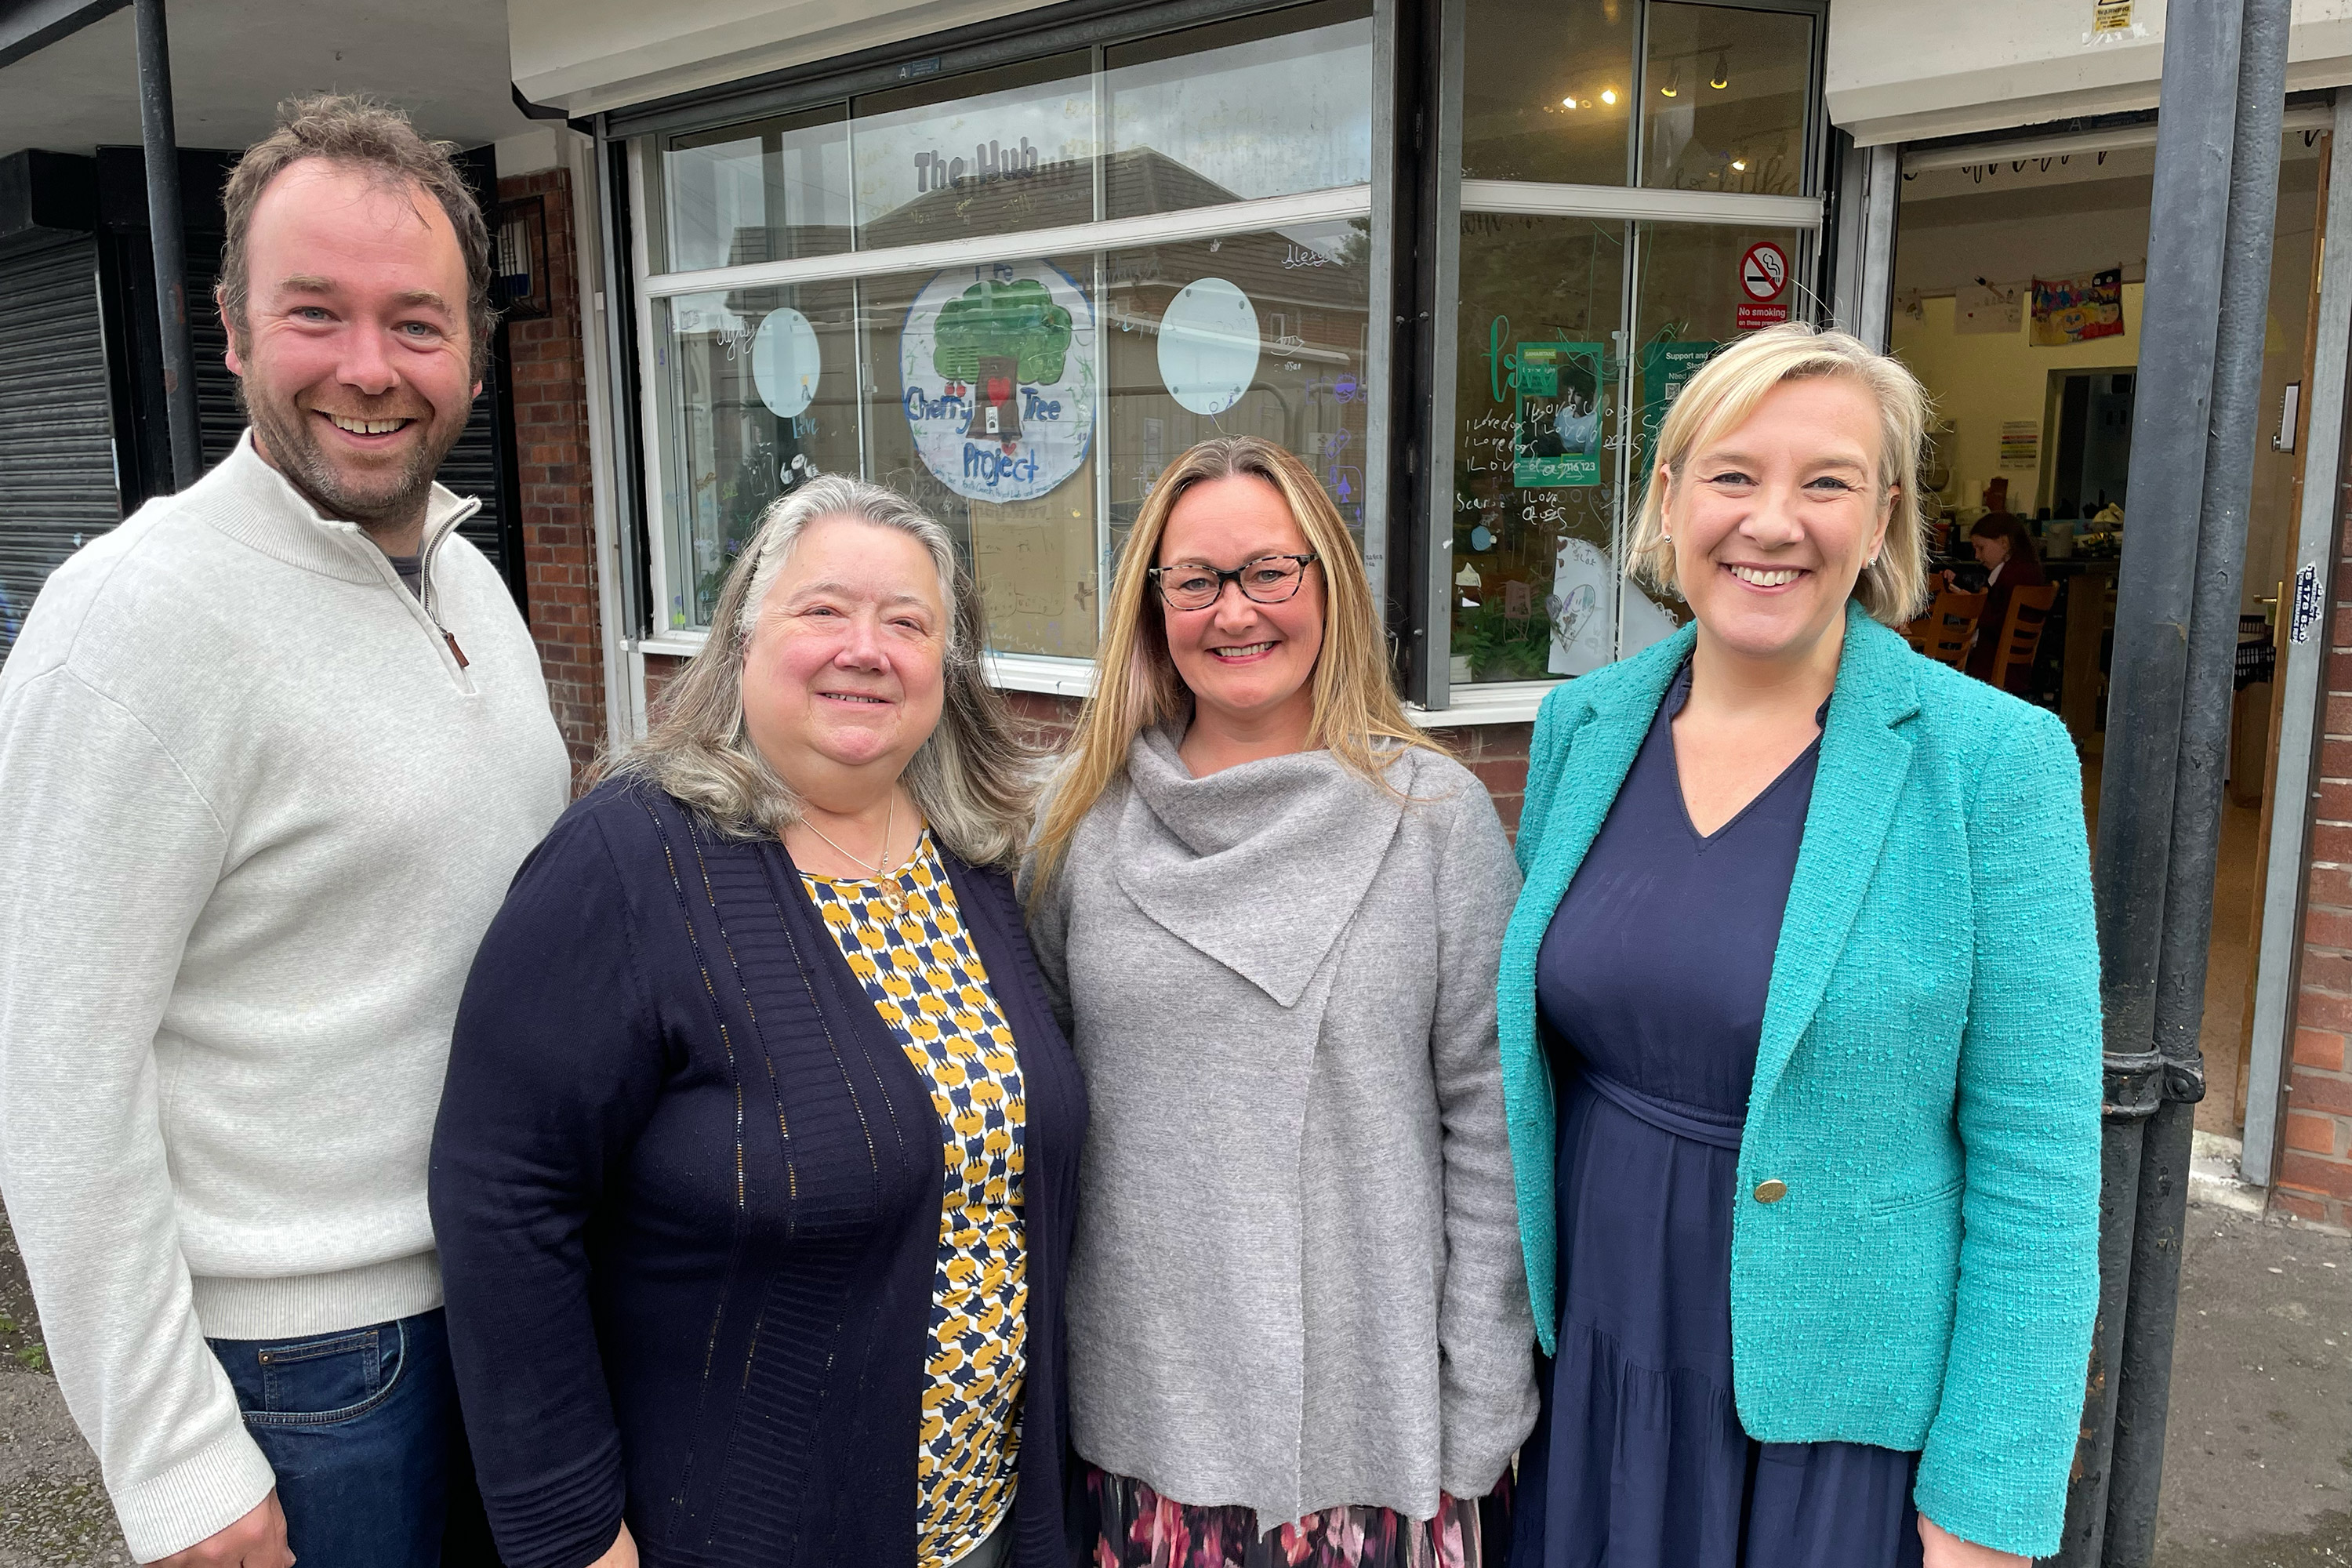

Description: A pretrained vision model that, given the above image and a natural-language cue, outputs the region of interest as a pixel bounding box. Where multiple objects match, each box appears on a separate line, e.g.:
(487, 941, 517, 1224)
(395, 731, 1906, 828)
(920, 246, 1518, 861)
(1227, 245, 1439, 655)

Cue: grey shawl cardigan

(1021, 726, 1538, 1528)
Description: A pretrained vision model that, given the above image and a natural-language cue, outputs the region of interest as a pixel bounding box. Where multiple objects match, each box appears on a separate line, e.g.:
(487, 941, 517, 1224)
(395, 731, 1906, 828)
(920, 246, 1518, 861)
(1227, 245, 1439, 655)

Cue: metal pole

(2053, 1, 2247, 1561)
(2102, 2, 2290, 1560)
(134, 0, 200, 491)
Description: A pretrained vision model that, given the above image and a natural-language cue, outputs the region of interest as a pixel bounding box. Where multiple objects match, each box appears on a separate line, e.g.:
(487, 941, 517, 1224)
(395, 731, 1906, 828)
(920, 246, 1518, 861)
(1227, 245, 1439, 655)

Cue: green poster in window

(1637, 340, 1718, 468)
(1513, 341, 1603, 488)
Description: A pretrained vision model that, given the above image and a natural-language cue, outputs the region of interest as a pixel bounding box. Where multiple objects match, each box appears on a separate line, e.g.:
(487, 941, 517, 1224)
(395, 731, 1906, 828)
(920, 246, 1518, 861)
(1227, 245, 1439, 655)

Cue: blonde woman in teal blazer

(1499, 325, 2100, 1568)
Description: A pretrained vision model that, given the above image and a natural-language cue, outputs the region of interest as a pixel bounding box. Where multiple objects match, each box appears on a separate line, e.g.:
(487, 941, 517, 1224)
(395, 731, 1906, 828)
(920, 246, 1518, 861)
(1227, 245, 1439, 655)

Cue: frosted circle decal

(900, 262, 1097, 503)
(1157, 277, 1261, 416)
(750, 307, 821, 419)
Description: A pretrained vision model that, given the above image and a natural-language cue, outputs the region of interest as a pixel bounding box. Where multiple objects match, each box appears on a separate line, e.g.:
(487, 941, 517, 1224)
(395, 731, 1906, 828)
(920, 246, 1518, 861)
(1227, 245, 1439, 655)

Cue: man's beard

(240, 379, 470, 532)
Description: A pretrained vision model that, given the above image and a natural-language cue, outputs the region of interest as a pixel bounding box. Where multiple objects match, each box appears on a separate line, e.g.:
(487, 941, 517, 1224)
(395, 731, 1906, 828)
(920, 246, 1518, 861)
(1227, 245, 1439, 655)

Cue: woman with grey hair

(429, 477, 1087, 1568)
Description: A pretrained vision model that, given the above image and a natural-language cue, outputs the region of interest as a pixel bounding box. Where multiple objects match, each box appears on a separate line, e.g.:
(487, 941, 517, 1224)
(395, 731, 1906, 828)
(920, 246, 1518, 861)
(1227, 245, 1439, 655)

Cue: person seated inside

(1943, 511, 2048, 690)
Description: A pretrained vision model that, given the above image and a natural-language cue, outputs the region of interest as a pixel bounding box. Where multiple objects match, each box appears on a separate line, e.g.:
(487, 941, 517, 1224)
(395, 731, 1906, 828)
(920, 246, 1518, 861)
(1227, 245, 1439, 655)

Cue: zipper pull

(445, 630, 470, 669)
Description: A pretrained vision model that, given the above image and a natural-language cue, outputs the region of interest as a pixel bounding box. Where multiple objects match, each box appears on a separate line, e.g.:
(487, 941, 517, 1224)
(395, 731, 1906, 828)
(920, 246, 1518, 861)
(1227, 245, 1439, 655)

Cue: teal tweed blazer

(1499, 602, 2101, 1557)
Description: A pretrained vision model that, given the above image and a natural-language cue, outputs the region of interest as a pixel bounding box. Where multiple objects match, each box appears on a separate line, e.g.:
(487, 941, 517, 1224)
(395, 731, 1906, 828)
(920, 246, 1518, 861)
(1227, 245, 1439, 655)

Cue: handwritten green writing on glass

(1511, 340, 1604, 488)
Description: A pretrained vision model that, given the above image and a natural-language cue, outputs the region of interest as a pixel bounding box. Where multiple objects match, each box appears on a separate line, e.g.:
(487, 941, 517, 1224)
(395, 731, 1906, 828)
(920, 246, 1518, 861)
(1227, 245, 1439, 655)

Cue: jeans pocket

(228, 1322, 408, 1428)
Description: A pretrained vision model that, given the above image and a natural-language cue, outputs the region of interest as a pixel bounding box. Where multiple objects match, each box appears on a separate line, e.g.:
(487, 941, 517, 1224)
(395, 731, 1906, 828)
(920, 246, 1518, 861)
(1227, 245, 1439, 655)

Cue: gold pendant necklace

(801, 796, 906, 914)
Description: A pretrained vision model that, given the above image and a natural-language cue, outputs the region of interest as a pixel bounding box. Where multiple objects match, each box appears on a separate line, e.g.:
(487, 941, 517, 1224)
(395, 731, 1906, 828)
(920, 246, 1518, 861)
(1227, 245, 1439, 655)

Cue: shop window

(1463, 0, 1813, 193)
(1641, 5, 1814, 196)
(1103, 1, 1374, 219)
(861, 256, 1102, 658)
(1462, 0, 1639, 185)
(636, 2, 1377, 659)
(851, 54, 1097, 249)
(1429, 0, 1823, 709)
(652, 281, 861, 630)
(1450, 216, 1627, 683)
(1103, 223, 1374, 560)
(662, 107, 851, 271)
(1448, 218, 1811, 684)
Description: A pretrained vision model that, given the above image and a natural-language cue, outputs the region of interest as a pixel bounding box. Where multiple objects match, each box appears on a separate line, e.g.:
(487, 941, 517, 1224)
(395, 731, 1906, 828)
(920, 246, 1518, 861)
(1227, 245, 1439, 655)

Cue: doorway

(1886, 118, 2330, 1144)
(2046, 368, 2134, 521)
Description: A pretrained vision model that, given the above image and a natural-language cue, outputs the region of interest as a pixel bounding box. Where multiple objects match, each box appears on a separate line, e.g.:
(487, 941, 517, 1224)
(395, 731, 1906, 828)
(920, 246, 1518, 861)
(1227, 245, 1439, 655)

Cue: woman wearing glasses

(1022, 436, 1537, 1568)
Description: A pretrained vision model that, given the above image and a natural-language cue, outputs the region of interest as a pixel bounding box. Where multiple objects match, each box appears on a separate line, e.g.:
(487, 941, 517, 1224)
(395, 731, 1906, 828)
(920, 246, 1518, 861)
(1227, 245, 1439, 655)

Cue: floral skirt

(1078, 1463, 1491, 1568)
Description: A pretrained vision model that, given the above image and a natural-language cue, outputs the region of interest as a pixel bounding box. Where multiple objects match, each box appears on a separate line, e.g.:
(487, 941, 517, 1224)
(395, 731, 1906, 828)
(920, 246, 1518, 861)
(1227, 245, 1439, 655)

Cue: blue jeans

(209, 1308, 499, 1568)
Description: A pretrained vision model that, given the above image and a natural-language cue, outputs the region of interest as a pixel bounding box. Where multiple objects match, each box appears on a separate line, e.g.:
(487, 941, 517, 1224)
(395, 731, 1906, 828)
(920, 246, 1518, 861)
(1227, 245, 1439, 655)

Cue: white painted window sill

(1406, 681, 1560, 728)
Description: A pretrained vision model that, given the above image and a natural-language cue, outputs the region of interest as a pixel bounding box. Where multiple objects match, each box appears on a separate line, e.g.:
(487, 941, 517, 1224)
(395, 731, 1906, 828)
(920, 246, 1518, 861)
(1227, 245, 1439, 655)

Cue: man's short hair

(216, 93, 495, 376)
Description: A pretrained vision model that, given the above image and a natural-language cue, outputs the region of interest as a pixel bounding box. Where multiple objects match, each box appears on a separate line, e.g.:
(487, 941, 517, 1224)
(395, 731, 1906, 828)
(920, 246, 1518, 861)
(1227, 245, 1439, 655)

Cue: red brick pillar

(498, 167, 605, 786)
(2280, 498, 2352, 1226)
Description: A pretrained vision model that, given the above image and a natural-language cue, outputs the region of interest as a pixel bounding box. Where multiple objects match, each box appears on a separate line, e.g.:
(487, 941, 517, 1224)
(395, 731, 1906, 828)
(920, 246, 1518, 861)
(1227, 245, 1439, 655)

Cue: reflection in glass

(1452, 213, 1625, 683)
(851, 54, 1096, 249)
(662, 107, 851, 273)
(1102, 221, 1372, 565)
(1102, 0, 1374, 220)
(1462, 0, 1635, 186)
(1641, 4, 1813, 194)
(862, 257, 1102, 658)
(657, 282, 861, 630)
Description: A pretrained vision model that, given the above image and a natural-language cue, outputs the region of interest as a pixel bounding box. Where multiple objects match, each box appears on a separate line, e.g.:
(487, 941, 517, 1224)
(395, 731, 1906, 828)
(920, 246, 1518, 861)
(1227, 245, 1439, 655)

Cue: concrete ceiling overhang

(0, 0, 541, 159)
(507, 0, 1067, 121)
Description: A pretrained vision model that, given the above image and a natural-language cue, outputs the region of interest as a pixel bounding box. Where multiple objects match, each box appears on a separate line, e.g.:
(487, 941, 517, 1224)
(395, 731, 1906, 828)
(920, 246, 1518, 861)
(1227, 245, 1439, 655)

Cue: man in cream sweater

(0, 97, 569, 1566)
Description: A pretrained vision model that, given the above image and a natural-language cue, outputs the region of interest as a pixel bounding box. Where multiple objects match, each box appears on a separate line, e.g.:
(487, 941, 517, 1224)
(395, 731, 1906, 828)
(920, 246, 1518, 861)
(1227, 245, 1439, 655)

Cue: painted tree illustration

(931, 278, 1073, 386)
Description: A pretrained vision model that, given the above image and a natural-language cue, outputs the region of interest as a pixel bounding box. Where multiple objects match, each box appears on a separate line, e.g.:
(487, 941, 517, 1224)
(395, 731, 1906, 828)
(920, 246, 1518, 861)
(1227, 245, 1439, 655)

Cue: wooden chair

(1902, 589, 1987, 669)
(1985, 583, 2060, 691)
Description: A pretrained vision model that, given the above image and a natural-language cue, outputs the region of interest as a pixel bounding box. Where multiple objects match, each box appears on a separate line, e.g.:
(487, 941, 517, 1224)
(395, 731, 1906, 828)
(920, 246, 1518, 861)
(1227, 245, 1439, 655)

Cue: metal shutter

(0, 236, 117, 659)
(437, 385, 511, 583)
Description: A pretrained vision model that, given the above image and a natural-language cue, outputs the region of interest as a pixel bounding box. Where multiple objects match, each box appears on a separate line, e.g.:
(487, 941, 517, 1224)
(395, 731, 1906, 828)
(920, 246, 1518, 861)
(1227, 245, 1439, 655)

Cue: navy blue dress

(1509, 663, 1925, 1568)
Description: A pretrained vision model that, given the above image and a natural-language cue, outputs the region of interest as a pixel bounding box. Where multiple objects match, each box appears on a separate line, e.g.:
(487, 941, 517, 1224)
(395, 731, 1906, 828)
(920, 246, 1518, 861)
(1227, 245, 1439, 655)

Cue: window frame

(1406, 0, 1831, 720)
(594, 0, 1832, 713)
(604, 0, 1398, 686)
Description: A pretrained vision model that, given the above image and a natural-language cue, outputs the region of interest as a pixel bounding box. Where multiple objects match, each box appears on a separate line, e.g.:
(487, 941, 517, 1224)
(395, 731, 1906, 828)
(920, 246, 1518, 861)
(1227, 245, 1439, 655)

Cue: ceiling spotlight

(1600, 87, 1618, 106)
(1730, 158, 1748, 171)
(1710, 52, 1729, 89)
(1661, 63, 1681, 98)
(1562, 95, 1577, 108)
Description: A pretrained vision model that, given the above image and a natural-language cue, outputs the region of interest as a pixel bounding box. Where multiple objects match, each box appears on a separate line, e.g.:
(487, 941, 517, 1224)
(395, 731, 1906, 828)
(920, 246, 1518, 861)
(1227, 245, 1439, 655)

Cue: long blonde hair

(1027, 436, 1440, 898)
(1626, 321, 1933, 625)
(599, 476, 1040, 867)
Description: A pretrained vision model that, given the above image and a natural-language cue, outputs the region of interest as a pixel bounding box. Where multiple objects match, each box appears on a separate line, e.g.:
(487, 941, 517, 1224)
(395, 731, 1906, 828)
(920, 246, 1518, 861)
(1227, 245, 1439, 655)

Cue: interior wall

(1889, 144, 2324, 615)
(1889, 287, 2144, 521)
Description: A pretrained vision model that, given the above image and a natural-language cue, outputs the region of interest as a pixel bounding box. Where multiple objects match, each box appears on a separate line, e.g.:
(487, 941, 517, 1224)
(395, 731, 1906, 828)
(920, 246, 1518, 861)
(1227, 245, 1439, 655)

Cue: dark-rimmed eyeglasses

(1147, 553, 1320, 612)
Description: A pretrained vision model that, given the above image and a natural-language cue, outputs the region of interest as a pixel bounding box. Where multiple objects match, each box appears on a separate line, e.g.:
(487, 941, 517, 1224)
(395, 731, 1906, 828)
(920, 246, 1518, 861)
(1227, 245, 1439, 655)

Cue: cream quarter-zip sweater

(0, 434, 570, 1561)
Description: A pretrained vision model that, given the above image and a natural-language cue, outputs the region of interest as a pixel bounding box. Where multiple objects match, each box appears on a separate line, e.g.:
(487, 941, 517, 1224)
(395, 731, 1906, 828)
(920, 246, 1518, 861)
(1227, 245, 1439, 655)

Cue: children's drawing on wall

(2031, 269, 2125, 346)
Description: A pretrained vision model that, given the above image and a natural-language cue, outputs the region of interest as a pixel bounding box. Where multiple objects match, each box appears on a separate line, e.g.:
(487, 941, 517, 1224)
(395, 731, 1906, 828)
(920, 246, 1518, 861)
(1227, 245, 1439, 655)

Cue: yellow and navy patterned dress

(801, 830, 1027, 1568)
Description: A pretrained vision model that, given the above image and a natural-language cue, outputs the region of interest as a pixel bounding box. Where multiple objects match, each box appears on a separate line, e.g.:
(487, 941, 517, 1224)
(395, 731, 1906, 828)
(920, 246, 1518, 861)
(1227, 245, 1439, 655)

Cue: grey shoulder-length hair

(601, 475, 1040, 867)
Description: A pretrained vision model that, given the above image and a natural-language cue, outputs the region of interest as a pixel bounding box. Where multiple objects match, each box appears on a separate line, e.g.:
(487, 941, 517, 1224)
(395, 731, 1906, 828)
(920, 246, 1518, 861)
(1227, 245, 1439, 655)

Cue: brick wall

(499, 167, 605, 784)
(2280, 491, 2352, 1228)
(1430, 723, 1534, 835)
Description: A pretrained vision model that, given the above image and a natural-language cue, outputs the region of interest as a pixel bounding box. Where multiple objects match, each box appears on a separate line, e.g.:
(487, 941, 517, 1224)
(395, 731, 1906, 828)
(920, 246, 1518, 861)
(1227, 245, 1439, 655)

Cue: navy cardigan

(429, 781, 1088, 1568)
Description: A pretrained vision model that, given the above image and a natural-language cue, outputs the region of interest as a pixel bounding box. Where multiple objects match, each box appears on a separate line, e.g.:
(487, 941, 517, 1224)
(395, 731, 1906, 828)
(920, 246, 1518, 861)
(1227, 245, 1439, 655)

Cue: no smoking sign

(1736, 240, 1791, 330)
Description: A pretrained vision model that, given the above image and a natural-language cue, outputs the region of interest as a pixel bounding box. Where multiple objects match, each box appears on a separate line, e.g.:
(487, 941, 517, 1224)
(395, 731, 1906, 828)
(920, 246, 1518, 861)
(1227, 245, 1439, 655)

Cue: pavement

(0, 1196, 2339, 1568)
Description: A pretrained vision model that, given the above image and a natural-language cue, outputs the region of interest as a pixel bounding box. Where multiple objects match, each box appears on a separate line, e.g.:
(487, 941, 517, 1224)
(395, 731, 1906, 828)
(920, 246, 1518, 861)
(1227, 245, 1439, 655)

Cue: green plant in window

(1452, 601, 1555, 681)
(931, 278, 1074, 385)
